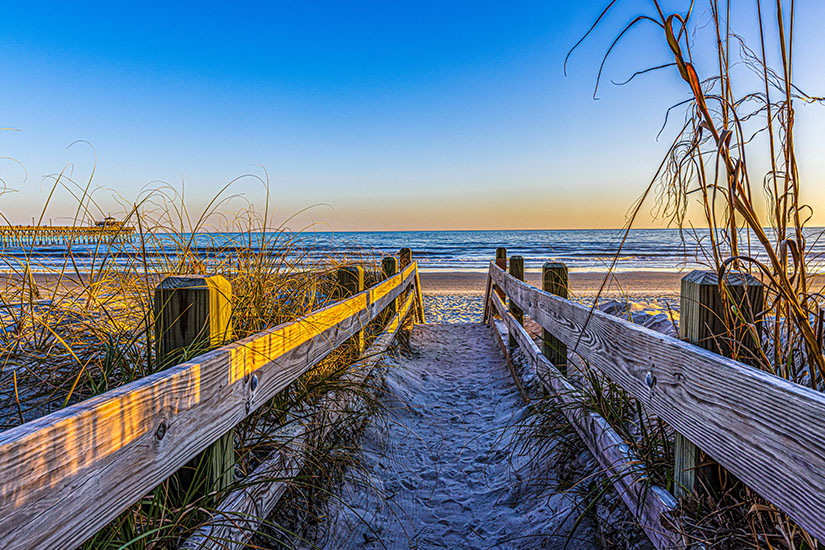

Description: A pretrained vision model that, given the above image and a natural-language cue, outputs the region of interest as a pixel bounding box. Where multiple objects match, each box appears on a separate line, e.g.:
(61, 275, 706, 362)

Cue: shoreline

(5, 269, 824, 300)
(0, 269, 686, 298)
(419, 270, 686, 297)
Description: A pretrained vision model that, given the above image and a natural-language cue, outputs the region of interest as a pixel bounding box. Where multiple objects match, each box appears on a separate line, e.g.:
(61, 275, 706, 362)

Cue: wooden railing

(485, 258, 825, 548)
(182, 289, 419, 549)
(0, 259, 422, 550)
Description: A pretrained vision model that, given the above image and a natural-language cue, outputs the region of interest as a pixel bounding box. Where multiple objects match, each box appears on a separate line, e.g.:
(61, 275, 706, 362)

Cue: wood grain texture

(488, 291, 682, 549)
(0, 263, 418, 550)
(154, 275, 233, 368)
(542, 262, 568, 375)
(675, 270, 763, 497)
(155, 275, 236, 501)
(508, 256, 524, 348)
(487, 317, 537, 405)
(490, 262, 825, 541)
(680, 270, 764, 365)
(182, 292, 417, 549)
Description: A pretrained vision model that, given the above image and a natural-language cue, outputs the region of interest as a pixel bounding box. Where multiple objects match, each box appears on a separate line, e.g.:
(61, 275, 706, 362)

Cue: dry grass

(556, 1, 825, 547)
(0, 174, 395, 548)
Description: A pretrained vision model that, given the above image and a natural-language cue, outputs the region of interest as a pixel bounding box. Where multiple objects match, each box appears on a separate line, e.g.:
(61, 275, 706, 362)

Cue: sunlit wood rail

(0, 223, 135, 247)
(486, 259, 825, 546)
(0, 259, 422, 550)
(182, 290, 418, 549)
(485, 285, 680, 548)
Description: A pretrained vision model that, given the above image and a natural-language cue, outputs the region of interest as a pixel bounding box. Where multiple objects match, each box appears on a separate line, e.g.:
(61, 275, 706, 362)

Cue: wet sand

(7, 269, 825, 300)
(419, 270, 684, 297)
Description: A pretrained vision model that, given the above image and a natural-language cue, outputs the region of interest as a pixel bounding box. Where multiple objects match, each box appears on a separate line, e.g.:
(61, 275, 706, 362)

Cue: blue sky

(1, 2, 824, 230)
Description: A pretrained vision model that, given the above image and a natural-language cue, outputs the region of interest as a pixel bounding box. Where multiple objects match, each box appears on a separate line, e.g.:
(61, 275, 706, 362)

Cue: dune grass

(530, 1, 825, 547)
(0, 174, 400, 548)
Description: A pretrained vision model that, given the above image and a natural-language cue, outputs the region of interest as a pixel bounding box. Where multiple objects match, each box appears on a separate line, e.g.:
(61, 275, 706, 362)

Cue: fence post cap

(157, 274, 230, 291)
(682, 269, 761, 287)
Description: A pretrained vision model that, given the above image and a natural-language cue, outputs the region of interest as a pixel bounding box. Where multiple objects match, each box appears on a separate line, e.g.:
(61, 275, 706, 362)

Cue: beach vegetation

(0, 170, 394, 548)
(548, 1, 825, 547)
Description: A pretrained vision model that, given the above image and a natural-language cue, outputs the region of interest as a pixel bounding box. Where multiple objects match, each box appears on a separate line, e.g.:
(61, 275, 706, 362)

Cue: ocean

(3, 228, 825, 273)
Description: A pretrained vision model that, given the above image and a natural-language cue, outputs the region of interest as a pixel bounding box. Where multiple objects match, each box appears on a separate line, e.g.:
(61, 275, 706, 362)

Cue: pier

(0, 220, 135, 247)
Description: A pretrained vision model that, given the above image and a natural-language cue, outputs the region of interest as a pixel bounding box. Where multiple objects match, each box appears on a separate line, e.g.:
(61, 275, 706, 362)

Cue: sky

(1, 1, 825, 231)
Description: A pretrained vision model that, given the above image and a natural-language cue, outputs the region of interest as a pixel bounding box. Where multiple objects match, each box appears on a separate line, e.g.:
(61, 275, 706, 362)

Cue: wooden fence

(485, 258, 825, 548)
(0, 257, 422, 550)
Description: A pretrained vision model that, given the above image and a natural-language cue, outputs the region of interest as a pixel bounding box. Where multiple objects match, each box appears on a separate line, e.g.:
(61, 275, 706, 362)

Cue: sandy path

(306, 323, 599, 549)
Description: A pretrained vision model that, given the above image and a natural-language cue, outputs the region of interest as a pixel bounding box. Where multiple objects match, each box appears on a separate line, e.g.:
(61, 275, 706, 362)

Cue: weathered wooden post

(495, 247, 507, 300)
(154, 274, 234, 502)
(542, 262, 568, 375)
(399, 247, 413, 312)
(335, 266, 365, 356)
(674, 269, 764, 497)
(399, 248, 412, 270)
(508, 256, 524, 348)
(495, 247, 507, 270)
(381, 256, 398, 325)
(680, 270, 764, 363)
(154, 275, 233, 366)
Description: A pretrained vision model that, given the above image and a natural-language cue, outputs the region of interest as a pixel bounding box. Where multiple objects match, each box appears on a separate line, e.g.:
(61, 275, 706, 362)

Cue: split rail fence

(485, 253, 825, 549)
(0, 251, 424, 550)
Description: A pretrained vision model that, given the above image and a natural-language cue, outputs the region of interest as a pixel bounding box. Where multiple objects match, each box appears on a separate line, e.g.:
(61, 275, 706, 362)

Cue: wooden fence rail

(182, 290, 418, 549)
(487, 260, 825, 544)
(0, 260, 420, 550)
(485, 282, 681, 549)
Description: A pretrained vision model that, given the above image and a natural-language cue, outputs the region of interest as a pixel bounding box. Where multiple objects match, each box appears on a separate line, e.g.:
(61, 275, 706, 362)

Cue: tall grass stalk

(562, 1, 824, 547)
(573, 0, 824, 385)
(0, 171, 389, 548)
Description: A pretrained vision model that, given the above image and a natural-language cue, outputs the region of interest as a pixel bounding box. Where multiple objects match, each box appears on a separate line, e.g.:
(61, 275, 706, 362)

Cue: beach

(420, 270, 684, 326)
(0, 269, 689, 327)
(419, 270, 684, 297)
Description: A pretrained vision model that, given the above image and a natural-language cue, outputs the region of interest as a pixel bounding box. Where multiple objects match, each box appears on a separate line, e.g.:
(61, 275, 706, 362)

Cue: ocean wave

(4, 228, 825, 273)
